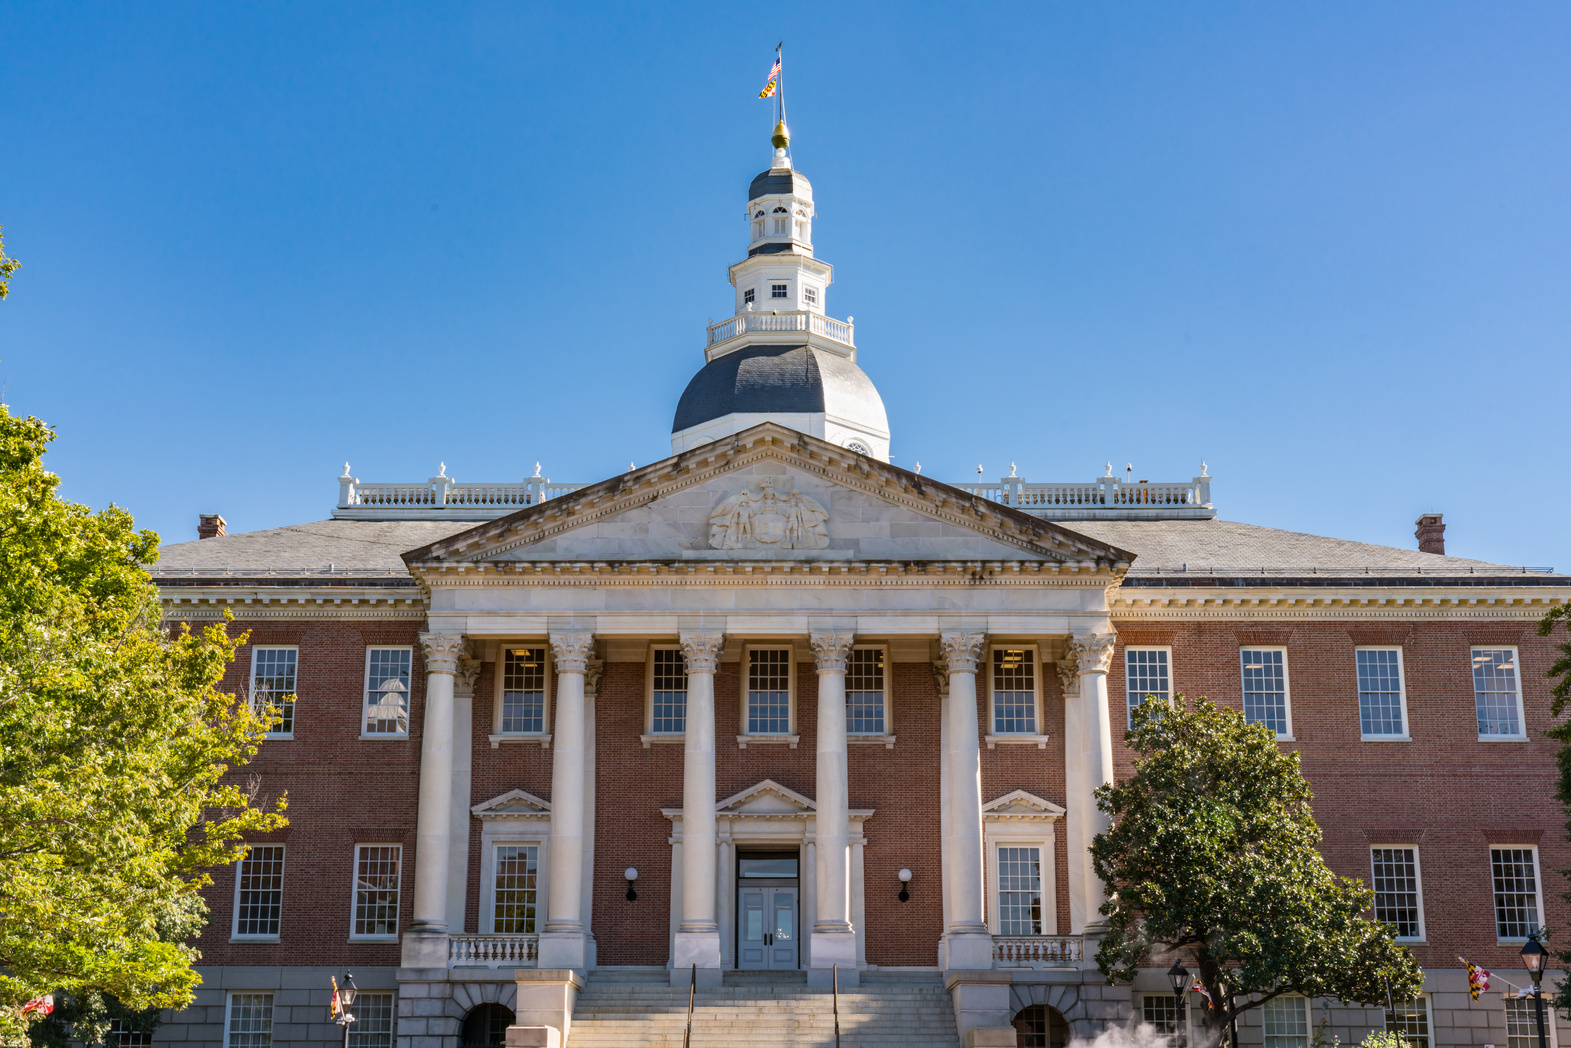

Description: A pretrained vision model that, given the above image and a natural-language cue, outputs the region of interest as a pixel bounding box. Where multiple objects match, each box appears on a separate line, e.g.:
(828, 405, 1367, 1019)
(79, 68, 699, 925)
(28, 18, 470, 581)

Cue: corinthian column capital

(809, 632, 856, 673)
(1069, 632, 1118, 675)
(419, 632, 466, 675)
(679, 631, 726, 674)
(1056, 657, 1081, 697)
(455, 646, 483, 697)
(938, 632, 987, 675)
(549, 632, 596, 674)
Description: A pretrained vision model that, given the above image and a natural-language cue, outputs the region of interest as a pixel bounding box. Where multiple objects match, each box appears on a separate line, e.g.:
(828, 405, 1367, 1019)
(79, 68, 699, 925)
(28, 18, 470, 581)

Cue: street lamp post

(1521, 933, 1549, 1048)
(333, 972, 359, 1048)
(1169, 961, 1191, 1048)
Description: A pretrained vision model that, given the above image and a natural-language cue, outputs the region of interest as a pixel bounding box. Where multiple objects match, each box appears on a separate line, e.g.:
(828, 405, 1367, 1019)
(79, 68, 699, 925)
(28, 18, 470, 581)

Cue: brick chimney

(1415, 513, 1445, 555)
(198, 514, 227, 540)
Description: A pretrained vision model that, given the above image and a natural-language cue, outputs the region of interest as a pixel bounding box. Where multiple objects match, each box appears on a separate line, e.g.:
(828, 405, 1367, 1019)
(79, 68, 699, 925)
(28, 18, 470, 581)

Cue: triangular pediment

(716, 778, 816, 815)
(471, 788, 552, 819)
(401, 424, 1134, 568)
(983, 789, 1067, 819)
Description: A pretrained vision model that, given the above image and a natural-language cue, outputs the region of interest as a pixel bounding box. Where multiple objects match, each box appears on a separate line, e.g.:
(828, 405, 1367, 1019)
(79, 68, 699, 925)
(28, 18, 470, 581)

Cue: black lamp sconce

(624, 867, 639, 902)
(898, 868, 912, 902)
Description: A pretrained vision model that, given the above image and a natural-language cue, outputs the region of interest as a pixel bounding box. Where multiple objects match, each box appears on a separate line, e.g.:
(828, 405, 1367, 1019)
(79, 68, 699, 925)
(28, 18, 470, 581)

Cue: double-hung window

(500, 647, 548, 735)
(225, 993, 273, 1048)
(363, 647, 412, 736)
(1386, 997, 1431, 1048)
(352, 844, 402, 939)
(1124, 647, 1170, 727)
(991, 648, 1038, 735)
(649, 648, 687, 735)
(1357, 647, 1407, 738)
(770, 282, 788, 298)
(1491, 846, 1541, 940)
(1370, 846, 1424, 940)
(803, 286, 818, 306)
(1141, 995, 1181, 1035)
(1241, 647, 1291, 738)
(1474, 648, 1526, 739)
(846, 647, 887, 736)
(233, 845, 285, 940)
(493, 844, 540, 934)
(1262, 997, 1310, 1048)
(995, 845, 1044, 935)
(349, 993, 396, 1048)
(746, 648, 793, 735)
(108, 1018, 153, 1047)
(743, 287, 755, 305)
(1507, 998, 1556, 1048)
(250, 646, 298, 736)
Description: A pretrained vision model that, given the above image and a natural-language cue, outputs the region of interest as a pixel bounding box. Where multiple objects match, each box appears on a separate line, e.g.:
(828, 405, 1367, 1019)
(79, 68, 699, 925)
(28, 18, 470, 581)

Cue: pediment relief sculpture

(709, 476, 829, 550)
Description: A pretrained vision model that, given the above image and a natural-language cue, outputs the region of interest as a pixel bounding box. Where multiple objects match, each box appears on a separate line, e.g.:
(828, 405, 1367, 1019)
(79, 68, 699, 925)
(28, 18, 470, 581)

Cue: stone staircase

(566, 969, 961, 1048)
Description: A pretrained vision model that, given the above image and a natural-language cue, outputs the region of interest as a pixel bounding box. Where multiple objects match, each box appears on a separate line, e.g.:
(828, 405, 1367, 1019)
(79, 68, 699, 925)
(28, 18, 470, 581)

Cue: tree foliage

(0, 225, 18, 299)
(1091, 696, 1421, 1048)
(1539, 601, 1571, 1009)
(0, 404, 285, 1042)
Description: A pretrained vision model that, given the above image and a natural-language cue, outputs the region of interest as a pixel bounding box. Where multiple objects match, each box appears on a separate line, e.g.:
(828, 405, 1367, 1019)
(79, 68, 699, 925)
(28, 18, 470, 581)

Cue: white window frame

(1473, 646, 1528, 741)
(349, 843, 403, 942)
(491, 643, 552, 748)
(1369, 844, 1426, 942)
(1261, 995, 1311, 1048)
(770, 281, 789, 298)
(347, 991, 397, 1048)
(737, 643, 798, 747)
(231, 844, 286, 942)
(986, 644, 1050, 747)
(846, 643, 895, 746)
(642, 643, 688, 747)
(1490, 844, 1543, 942)
(1124, 645, 1173, 729)
(1385, 995, 1433, 1048)
(223, 992, 274, 1048)
(1506, 994, 1559, 1048)
(985, 836, 1057, 936)
(803, 285, 819, 308)
(249, 645, 299, 739)
(1356, 646, 1410, 741)
(361, 646, 413, 739)
(479, 838, 549, 935)
(1240, 645, 1294, 740)
(743, 286, 755, 305)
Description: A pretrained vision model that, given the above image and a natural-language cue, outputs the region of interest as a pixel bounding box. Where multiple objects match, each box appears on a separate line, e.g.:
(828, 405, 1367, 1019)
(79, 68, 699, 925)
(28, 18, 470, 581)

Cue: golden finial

(772, 119, 791, 150)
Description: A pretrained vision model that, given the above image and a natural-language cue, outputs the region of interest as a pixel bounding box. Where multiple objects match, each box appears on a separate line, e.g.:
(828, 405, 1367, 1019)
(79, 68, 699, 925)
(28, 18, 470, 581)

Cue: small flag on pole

(759, 55, 781, 98)
(22, 995, 55, 1017)
(1190, 976, 1214, 1011)
(1468, 963, 1491, 1001)
(330, 977, 343, 1021)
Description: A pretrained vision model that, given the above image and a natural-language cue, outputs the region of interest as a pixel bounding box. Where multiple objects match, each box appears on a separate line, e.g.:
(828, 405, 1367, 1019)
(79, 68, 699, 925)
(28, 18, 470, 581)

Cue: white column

(581, 658, 603, 967)
(403, 631, 465, 968)
(1070, 632, 1117, 928)
(1058, 654, 1087, 933)
(809, 631, 857, 984)
(939, 631, 994, 970)
(538, 631, 594, 970)
(934, 660, 953, 967)
(673, 631, 724, 983)
(446, 647, 481, 935)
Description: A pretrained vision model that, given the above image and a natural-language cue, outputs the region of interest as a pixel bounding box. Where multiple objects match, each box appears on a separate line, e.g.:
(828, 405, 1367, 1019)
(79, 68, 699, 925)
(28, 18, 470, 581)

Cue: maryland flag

(21, 995, 54, 1017)
(1468, 963, 1491, 1001)
(330, 977, 343, 1021)
(759, 55, 781, 98)
(1191, 976, 1214, 1011)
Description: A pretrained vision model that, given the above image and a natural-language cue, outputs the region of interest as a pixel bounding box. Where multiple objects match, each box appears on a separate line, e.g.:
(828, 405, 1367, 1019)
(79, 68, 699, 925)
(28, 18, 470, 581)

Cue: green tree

(1091, 696, 1421, 1048)
(0, 224, 18, 299)
(1539, 601, 1571, 1009)
(0, 403, 285, 1042)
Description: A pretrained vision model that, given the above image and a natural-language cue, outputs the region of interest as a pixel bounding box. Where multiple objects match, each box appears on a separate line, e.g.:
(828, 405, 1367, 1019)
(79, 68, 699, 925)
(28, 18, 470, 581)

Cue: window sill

(1361, 735, 1412, 743)
(349, 935, 400, 943)
(849, 734, 897, 749)
(1396, 939, 1427, 945)
(263, 733, 294, 741)
(737, 734, 799, 749)
(230, 935, 280, 943)
(641, 733, 685, 748)
(359, 733, 409, 741)
(986, 734, 1051, 749)
(1274, 736, 1297, 743)
(490, 733, 552, 750)
(1478, 735, 1529, 743)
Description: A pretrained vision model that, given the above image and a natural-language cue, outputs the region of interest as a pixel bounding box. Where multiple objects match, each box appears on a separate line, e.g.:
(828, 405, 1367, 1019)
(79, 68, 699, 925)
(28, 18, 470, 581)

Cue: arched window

(772, 206, 788, 213)
(754, 210, 765, 218)
(1013, 1005, 1070, 1048)
(460, 1004, 516, 1048)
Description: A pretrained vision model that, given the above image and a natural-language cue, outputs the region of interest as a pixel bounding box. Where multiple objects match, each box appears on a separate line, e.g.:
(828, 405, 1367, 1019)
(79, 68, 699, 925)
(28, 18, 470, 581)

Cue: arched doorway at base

(460, 1003, 515, 1048)
(1014, 1004, 1070, 1048)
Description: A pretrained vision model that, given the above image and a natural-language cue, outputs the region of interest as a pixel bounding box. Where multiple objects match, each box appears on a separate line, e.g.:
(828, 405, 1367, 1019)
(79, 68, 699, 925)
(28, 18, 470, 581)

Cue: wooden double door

(736, 884, 798, 970)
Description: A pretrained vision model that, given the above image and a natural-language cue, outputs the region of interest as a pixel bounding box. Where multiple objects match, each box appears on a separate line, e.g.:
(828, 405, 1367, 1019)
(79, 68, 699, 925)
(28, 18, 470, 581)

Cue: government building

(149, 122, 1570, 1048)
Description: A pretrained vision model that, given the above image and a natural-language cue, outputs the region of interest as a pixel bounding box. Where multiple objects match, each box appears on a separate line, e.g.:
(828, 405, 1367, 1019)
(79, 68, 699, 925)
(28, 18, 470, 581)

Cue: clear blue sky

(1, 2, 1567, 568)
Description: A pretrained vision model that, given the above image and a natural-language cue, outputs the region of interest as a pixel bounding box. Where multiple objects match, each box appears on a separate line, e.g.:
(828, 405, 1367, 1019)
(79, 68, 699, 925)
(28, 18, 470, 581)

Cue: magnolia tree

(0, 405, 285, 1045)
(1090, 696, 1421, 1048)
(1540, 601, 1571, 1011)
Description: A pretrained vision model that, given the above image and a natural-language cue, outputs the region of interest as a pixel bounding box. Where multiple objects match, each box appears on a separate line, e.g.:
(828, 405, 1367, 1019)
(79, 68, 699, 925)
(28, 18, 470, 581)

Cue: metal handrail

(833, 963, 841, 1048)
(683, 963, 695, 1048)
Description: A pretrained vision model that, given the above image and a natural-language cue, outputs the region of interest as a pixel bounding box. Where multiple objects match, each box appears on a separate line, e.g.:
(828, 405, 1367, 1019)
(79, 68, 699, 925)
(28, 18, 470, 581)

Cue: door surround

(663, 779, 873, 970)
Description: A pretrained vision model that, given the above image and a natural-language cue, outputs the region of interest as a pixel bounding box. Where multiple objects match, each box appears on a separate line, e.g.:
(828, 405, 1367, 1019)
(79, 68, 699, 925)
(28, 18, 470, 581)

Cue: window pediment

(983, 789, 1066, 821)
(472, 788, 552, 821)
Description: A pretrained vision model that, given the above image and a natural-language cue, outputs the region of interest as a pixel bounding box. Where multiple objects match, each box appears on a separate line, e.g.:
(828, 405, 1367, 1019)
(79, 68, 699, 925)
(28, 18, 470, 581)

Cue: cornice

(414, 559, 1121, 587)
(1111, 586, 1569, 622)
(160, 586, 427, 621)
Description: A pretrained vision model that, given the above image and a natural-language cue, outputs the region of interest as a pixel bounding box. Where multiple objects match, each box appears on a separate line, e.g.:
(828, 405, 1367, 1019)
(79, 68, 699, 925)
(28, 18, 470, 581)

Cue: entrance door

(737, 886, 798, 970)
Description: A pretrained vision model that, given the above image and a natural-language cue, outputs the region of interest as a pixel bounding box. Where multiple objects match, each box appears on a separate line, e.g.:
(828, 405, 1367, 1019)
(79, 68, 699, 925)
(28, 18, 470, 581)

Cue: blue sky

(1, 2, 1567, 568)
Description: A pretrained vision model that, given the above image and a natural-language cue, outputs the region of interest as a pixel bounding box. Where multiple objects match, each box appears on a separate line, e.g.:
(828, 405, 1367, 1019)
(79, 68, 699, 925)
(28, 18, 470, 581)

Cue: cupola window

(771, 283, 788, 299)
(743, 288, 755, 305)
(803, 287, 817, 306)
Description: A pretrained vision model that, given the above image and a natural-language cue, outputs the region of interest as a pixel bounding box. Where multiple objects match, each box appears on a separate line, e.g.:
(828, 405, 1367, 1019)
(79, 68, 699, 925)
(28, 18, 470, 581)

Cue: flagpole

(776, 41, 787, 155)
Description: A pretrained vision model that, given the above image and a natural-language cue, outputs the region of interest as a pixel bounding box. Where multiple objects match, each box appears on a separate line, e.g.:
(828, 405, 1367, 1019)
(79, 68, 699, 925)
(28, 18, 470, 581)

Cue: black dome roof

(672, 343, 886, 434)
(749, 167, 811, 201)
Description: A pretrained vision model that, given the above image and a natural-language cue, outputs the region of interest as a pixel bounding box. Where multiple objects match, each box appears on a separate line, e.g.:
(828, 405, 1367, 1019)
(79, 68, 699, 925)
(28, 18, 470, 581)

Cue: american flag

(759, 56, 781, 98)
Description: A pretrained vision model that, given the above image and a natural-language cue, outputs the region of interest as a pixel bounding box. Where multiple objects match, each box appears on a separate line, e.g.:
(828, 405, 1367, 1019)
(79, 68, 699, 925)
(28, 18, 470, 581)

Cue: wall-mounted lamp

(624, 867, 639, 902)
(898, 868, 912, 902)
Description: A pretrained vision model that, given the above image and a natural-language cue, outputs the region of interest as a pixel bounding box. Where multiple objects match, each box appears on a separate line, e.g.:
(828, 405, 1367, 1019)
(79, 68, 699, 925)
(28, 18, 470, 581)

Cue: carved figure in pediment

(709, 477, 830, 550)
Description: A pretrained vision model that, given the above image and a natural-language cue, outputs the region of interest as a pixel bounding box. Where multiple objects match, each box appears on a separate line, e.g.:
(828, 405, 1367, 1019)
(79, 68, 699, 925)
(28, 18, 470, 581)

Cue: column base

(808, 930, 859, 987)
(944, 930, 997, 971)
(512, 970, 584, 1047)
(535, 931, 589, 971)
(670, 930, 723, 986)
(945, 969, 1016, 1047)
(399, 928, 449, 968)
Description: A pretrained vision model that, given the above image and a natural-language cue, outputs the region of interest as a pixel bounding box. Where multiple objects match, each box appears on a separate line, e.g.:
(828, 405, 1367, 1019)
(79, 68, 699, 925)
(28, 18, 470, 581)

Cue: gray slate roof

(151, 520, 469, 579)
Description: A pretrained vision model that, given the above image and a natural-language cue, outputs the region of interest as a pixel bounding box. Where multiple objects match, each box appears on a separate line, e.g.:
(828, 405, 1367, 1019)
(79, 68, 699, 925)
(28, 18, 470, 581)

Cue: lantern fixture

(624, 867, 639, 902)
(898, 868, 912, 902)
